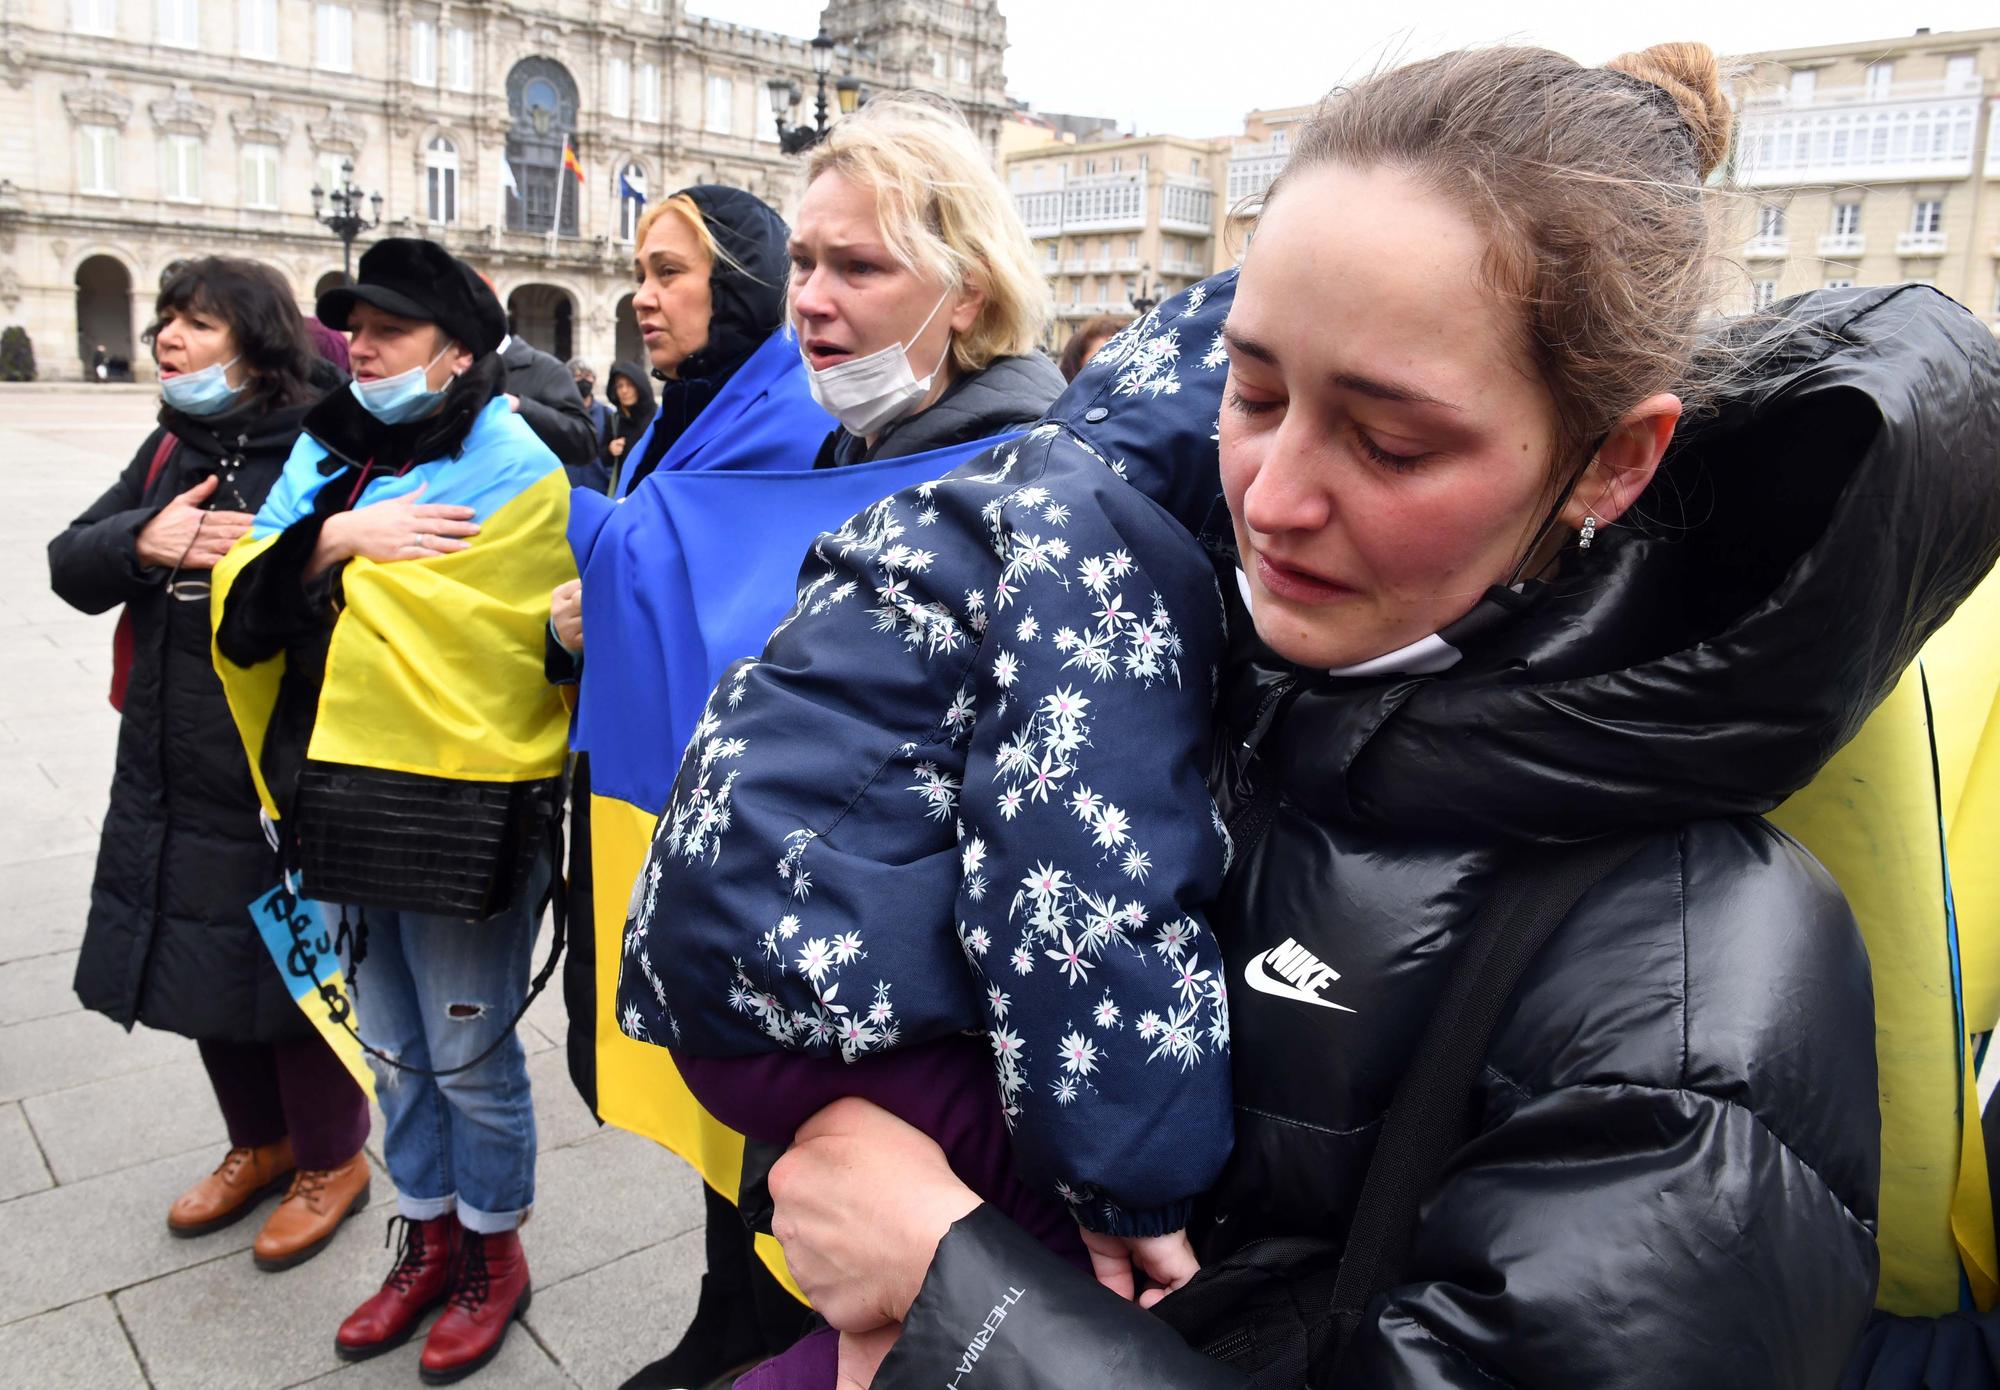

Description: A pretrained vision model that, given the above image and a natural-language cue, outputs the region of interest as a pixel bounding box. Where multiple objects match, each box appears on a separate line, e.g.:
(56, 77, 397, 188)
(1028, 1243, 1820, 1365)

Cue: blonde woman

(788, 93, 1064, 466)
(618, 94, 1227, 1390)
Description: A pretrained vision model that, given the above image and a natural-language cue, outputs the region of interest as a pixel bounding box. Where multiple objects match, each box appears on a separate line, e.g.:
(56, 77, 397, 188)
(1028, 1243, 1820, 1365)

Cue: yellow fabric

(310, 470, 573, 784)
(1930, 575, 2000, 1035)
(210, 532, 287, 818)
(1770, 575, 2000, 1316)
(209, 471, 575, 818)
(590, 793, 803, 1299)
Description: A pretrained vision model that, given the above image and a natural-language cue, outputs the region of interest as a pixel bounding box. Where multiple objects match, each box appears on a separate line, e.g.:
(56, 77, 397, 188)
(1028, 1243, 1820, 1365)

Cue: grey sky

(701, 1, 1997, 138)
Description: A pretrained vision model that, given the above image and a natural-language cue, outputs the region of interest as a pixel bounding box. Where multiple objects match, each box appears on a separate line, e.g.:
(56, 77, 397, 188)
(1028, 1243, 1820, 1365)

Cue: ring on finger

(413, 531, 429, 548)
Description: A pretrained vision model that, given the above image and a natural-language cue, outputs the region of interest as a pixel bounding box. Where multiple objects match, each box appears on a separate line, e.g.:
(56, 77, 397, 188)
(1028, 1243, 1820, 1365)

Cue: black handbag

(293, 761, 561, 920)
(1154, 834, 1646, 1386)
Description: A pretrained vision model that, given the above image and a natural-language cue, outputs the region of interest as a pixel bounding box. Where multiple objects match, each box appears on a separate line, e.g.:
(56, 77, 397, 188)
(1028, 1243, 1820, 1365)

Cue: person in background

(1056, 313, 1131, 382)
(598, 360, 655, 494)
(213, 238, 575, 1384)
(302, 316, 352, 390)
(479, 281, 600, 489)
(570, 357, 615, 451)
(51, 256, 374, 1274)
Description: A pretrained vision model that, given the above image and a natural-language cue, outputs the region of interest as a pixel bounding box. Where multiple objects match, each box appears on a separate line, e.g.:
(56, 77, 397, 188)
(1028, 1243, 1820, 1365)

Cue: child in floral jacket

(618, 274, 1241, 1370)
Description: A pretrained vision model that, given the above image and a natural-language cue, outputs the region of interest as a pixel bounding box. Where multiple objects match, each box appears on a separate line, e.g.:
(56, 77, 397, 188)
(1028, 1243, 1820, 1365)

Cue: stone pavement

(0, 384, 708, 1389)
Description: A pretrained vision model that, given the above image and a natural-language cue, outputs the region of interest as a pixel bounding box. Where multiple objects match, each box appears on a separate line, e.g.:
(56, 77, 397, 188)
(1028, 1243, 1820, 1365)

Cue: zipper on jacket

(1225, 676, 1301, 865)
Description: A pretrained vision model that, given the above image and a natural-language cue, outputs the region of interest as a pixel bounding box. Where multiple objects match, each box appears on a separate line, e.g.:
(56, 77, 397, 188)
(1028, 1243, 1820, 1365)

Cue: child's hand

(1078, 1225, 1201, 1308)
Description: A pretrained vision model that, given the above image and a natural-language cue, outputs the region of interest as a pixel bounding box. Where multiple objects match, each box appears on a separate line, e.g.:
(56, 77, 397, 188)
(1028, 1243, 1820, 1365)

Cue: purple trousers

(675, 1036, 1090, 1390)
(198, 1035, 370, 1171)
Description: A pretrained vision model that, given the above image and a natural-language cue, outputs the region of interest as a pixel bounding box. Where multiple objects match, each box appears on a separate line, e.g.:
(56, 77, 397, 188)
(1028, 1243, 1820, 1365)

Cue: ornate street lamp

(310, 157, 383, 285)
(768, 30, 860, 155)
(1130, 265, 1160, 317)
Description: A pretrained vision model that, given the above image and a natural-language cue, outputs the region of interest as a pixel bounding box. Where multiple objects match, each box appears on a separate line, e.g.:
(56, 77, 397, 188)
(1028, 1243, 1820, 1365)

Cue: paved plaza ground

(0, 384, 708, 1388)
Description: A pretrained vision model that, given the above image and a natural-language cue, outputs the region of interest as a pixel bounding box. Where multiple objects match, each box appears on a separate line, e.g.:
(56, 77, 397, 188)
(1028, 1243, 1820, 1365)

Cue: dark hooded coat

(600, 359, 656, 492)
(53, 400, 312, 1041)
(618, 185, 793, 496)
(869, 282, 2000, 1389)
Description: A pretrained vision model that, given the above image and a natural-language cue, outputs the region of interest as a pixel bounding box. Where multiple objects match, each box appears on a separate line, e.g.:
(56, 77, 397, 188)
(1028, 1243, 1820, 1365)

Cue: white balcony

(1816, 231, 1866, 258)
(1089, 257, 1112, 272)
(1741, 76, 1981, 110)
(1743, 235, 1789, 260)
(1110, 256, 1142, 272)
(1061, 259, 1087, 273)
(1896, 230, 1947, 256)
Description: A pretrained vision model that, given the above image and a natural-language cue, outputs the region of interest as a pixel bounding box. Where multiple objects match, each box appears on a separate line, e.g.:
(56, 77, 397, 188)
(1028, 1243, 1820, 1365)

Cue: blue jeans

(339, 856, 547, 1233)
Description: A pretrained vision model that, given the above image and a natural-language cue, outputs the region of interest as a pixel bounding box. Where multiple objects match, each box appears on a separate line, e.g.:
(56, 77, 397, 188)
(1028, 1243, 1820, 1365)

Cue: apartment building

(1002, 130, 1229, 349)
(1726, 25, 2000, 325)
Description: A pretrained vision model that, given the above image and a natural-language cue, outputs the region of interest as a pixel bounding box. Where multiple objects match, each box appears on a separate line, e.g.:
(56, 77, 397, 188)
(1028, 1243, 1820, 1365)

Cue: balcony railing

(1741, 76, 1982, 109)
(1062, 258, 1087, 273)
(1896, 230, 1947, 256)
(1743, 234, 1788, 260)
(1816, 231, 1865, 257)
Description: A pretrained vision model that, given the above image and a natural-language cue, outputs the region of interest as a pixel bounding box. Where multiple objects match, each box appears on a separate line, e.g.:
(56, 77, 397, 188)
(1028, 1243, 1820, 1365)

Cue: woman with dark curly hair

(50, 256, 374, 1273)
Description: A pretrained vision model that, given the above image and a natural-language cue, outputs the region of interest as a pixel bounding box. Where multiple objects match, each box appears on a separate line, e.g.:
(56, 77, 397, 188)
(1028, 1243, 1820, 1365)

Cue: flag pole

(549, 135, 567, 255)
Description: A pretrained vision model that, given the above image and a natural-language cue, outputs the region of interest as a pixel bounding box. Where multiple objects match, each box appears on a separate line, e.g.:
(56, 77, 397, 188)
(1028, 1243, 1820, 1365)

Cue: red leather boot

(334, 1215, 459, 1361)
(419, 1227, 532, 1385)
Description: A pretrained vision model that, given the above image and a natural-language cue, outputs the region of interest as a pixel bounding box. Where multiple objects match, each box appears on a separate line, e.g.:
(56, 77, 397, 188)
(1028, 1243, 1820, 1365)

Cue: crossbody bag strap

(1316, 832, 1650, 1379)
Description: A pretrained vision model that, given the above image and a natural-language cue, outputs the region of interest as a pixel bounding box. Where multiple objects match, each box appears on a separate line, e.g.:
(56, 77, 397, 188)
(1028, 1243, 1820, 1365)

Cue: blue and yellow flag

(1773, 572, 2000, 1315)
(569, 333, 1024, 1291)
(211, 396, 575, 817)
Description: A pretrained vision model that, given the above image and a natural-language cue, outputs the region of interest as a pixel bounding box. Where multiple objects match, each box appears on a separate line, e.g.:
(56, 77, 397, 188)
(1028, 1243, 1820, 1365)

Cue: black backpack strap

(1317, 833, 1649, 1378)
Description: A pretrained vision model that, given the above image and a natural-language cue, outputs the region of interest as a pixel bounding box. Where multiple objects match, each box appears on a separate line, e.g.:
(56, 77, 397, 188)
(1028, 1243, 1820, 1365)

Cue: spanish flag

(562, 138, 585, 184)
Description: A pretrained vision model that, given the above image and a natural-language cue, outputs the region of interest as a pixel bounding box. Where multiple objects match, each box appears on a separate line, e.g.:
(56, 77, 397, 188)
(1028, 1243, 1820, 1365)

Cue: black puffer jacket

(52, 401, 311, 1041)
(876, 285, 2000, 1389)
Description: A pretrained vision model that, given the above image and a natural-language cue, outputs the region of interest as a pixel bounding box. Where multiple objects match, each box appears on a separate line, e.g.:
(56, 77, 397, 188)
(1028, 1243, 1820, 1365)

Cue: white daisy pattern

(617, 272, 1242, 1233)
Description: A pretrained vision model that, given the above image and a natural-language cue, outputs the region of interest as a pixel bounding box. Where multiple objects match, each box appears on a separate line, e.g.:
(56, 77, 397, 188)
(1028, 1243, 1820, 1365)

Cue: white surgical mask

(350, 344, 453, 425)
(160, 356, 243, 417)
(801, 292, 952, 439)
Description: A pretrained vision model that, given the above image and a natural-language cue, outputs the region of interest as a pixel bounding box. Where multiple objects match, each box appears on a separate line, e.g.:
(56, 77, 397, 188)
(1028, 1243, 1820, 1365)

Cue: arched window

(505, 58, 580, 235)
(425, 135, 458, 225)
(617, 161, 646, 242)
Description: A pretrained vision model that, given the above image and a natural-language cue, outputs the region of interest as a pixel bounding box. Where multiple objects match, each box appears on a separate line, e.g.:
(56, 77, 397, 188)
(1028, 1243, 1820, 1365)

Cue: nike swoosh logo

(1243, 951, 1356, 1012)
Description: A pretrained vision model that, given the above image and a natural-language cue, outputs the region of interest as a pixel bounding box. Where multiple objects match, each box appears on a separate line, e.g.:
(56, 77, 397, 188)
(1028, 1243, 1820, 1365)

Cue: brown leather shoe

(167, 1140, 295, 1238)
(252, 1152, 372, 1272)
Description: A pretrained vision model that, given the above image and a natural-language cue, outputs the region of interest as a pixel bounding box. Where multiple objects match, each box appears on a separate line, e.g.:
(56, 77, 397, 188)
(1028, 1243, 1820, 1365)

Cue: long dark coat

(51, 401, 310, 1042)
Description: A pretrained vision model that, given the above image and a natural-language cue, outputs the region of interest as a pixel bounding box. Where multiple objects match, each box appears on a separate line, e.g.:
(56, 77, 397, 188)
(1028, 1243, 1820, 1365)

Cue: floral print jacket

(618, 272, 1242, 1236)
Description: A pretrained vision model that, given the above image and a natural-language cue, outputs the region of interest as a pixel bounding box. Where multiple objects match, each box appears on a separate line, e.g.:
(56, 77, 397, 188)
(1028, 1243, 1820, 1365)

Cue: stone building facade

(1724, 25, 2000, 326)
(0, 0, 1011, 380)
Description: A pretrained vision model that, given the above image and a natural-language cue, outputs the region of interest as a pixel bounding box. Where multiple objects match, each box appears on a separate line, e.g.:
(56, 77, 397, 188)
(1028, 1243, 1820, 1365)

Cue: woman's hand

(768, 1098, 981, 1332)
(308, 483, 479, 579)
(550, 579, 583, 652)
(135, 475, 255, 570)
(608, 436, 627, 458)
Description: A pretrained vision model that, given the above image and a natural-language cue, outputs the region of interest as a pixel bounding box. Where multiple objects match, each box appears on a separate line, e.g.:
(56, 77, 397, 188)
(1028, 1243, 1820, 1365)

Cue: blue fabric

(250, 396, 559, 539)
(618, 273, 1245, 1234)
(342, 854, 548, 1232)
(609, 329, 819, 501)
(568, 326, 1018, 815)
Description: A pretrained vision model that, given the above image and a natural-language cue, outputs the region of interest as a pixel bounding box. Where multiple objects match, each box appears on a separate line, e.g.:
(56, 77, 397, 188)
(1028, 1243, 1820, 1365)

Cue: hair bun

(1607, 41, 1731, 180)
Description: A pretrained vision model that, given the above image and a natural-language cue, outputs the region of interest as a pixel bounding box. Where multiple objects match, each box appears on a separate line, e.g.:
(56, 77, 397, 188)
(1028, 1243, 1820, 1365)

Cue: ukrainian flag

(1773, 572, 2000, 1315)
(210, 396, 574, 822)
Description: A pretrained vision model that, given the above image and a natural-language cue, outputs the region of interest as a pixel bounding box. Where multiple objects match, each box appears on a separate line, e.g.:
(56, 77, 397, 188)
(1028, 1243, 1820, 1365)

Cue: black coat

(501, 336, 602, 490)
(874, 285, 2000, 1389)
(52, 401, 311, 1042)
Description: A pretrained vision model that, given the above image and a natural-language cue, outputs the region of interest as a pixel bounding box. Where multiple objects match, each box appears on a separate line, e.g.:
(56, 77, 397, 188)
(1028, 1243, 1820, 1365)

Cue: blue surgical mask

(350, 345, 454, 425)
(160, 356, 243, 417)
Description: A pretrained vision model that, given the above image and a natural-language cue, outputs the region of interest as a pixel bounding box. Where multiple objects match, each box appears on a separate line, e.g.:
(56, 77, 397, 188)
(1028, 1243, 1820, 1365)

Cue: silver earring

(1578, 516, 1598, 550)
